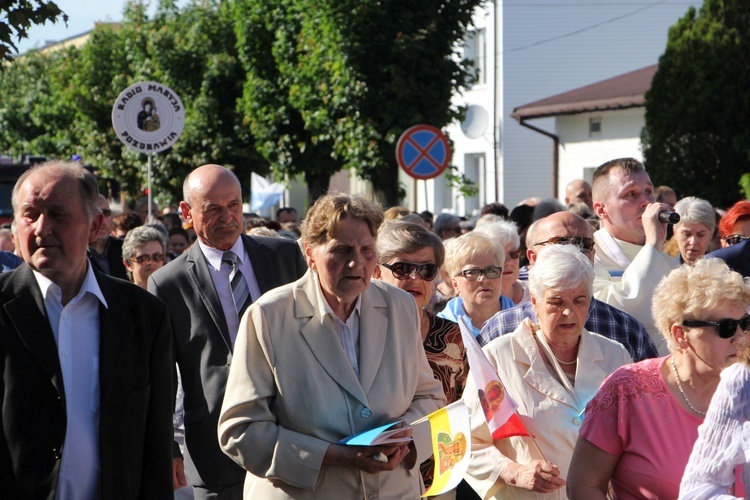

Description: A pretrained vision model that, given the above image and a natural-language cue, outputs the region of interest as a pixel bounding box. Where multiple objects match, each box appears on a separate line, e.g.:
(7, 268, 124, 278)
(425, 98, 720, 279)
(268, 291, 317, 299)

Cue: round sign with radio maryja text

(112, 81, 185, 154)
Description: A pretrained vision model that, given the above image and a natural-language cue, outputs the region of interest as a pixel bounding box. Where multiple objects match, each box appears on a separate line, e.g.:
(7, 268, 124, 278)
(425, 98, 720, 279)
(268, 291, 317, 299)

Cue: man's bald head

(526, 211, 594, 265)
(565, 179, 593, 210)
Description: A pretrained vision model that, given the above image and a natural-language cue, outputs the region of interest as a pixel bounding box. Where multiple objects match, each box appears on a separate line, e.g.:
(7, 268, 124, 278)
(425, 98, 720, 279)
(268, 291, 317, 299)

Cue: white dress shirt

(34, 262, 107, 500)
(199, 238, 260, 344)
(313, 271, 362, 379)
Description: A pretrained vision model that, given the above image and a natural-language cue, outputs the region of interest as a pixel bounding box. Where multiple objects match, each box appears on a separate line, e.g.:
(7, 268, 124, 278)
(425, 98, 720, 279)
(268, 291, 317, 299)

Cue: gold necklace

(669, 356, 706, 416)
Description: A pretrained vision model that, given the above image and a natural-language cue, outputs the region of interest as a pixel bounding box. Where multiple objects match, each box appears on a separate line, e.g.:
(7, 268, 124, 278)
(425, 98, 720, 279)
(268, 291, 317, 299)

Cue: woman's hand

(324, 442, 413, 474)
(500, 459, 566, 493)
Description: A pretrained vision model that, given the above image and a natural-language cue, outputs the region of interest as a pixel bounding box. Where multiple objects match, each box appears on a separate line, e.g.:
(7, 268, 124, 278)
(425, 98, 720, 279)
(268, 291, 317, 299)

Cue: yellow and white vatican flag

(412, 400, 471, 497)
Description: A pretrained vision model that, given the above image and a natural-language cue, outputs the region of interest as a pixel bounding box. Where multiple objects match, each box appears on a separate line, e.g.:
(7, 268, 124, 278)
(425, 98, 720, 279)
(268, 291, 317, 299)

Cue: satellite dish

(461, 105, 489, 139)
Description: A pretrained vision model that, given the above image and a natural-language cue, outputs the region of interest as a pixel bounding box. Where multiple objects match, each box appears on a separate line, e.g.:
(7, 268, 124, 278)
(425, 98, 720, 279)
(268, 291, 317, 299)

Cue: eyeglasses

(506, 249, 521, 260)
(457, 266, 503, 281)
(724, 234, 750, 246)
(682, 315, 750, 339)
(130, 252, 165, 264)
(381, 262, 439, 281)
(533, 236, 595, 254)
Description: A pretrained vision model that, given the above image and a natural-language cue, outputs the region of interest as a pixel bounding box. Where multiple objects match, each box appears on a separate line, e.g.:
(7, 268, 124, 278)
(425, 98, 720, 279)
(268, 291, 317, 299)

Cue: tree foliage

(643, 0, 750, 209)
(233, 0, 481, 205)
(0, 0, 68, 64)
(0, 0, 256, 206)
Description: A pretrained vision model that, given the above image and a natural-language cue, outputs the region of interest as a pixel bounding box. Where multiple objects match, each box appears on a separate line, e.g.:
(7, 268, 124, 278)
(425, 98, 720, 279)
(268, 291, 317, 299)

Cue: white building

(418, 0, 700, 216)
(512, 64, 656, 199)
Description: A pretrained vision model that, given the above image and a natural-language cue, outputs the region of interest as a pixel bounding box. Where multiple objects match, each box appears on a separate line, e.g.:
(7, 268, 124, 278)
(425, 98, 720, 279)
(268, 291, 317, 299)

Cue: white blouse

(679, 362, 750, 499)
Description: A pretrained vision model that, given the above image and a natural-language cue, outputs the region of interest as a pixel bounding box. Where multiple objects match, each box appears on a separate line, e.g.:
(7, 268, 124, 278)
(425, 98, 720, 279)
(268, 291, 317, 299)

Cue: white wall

(557, 108, 645, 200)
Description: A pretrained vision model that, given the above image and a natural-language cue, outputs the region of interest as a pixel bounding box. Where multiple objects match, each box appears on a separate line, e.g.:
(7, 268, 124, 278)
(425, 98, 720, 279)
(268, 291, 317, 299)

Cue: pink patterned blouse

(579, 357, 703, 499)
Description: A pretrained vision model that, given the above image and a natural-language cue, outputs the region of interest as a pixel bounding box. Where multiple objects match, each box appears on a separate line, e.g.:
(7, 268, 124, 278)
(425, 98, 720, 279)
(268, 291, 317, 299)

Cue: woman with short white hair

(673, 196, 716, 265)
(464, 245, 631, 499)
(438, 232, 511, 338)
(474, 220, 528, 304)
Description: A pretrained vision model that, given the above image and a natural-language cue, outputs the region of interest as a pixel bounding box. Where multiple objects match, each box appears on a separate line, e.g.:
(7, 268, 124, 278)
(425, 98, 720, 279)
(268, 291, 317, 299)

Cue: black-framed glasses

(724, 234, 750, 246)
(534, 236, 595, 254)
(130, 252, 165, 264)
(381, 262, 439, 281)
(457, 266, 503, 281)
(682, 315, 750, 339)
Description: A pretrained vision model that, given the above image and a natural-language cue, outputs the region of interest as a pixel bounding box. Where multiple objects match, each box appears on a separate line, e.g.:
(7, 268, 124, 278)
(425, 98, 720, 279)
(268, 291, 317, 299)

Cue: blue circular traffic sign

(396, 125, 451, 180)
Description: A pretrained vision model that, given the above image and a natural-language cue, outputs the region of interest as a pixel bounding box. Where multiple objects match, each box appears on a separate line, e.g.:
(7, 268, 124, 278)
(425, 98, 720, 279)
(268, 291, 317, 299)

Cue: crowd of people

(1, 156, 750, 499)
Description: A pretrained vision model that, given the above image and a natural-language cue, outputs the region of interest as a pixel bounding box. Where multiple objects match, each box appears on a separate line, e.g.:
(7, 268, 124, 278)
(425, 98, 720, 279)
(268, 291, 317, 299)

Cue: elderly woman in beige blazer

(218, 193, 445, 499)
(463, 245, 632, 499)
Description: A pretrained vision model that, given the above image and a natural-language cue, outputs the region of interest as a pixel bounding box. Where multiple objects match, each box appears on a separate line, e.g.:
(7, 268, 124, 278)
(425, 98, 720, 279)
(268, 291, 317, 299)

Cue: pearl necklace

(669, 356, 706, 416)
(553, 355, 577, 365)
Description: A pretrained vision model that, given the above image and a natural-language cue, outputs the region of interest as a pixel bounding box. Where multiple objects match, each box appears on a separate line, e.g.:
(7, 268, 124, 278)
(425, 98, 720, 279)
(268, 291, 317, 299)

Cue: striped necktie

(222, 251, 251, 317)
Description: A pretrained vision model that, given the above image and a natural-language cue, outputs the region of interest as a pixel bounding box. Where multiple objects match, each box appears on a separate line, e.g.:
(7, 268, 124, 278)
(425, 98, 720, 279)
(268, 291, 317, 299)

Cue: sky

(16, 0, 168, 54)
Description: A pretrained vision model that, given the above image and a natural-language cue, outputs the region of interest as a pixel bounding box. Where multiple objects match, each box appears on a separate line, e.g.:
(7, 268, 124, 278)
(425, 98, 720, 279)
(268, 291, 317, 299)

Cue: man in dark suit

(707, 238, 750, 277)
(149, 164, 307, 499)
(0, 161, 173, 498)
(88, 194, 129, 280)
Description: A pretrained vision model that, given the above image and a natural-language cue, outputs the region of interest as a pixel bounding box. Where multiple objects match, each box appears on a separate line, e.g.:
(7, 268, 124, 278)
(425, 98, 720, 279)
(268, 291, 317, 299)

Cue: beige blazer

(218, 270, 446, 499)
(464, 319, 632, 500)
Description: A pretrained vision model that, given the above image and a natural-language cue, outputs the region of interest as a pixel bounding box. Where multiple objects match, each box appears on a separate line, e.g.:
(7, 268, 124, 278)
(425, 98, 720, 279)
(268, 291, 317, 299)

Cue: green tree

(0, 0, 256, 207)
(643, 0, 750, 209)
(233, 0, 481, 205)
(0, 0, 67, 64)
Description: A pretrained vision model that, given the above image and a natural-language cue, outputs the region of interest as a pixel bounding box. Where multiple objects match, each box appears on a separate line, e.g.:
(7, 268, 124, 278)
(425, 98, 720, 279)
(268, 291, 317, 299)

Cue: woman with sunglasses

(568, 258, 750, 499)
(437, 231, 513, 339)
(375, 221, 470, 498)
(122, 225, 168, 289)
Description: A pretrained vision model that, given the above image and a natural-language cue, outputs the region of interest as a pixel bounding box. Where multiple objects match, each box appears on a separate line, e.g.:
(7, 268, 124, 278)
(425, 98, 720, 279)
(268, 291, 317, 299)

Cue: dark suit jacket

(148, 234, 306, 493)
(89, 236, 129, 281)
(0, 265, 174, 499)
(707, 239, 750, 277)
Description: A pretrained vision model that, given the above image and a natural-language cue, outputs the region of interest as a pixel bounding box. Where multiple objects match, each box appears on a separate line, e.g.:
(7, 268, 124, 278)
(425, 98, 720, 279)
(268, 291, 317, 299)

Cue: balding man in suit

(149, 164, 306, 499)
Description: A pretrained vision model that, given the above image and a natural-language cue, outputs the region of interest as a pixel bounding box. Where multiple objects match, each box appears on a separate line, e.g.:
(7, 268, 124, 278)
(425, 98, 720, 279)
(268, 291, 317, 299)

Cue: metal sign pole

(423, 179, 429, 213)
(147, 153, 153, 223)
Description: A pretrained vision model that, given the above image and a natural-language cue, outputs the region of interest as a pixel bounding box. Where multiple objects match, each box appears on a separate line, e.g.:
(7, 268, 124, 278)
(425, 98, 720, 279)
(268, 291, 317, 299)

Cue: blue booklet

(338, 421, 411, 446)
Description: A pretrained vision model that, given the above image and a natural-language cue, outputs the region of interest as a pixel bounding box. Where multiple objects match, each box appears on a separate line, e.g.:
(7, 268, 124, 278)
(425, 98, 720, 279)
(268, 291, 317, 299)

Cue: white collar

(33, 260, 108, 308)
(198, 237, 245, 272)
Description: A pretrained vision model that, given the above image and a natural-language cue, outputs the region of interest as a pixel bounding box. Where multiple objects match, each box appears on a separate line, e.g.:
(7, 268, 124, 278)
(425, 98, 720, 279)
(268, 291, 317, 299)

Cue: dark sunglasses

(458, 266, 503, 281)
(131, 252, 165, 264)
(534, 236, 595, 253)
(682, 315, 750, 339)
(724, 234, 750, 246)
(381, 262, 439, 281)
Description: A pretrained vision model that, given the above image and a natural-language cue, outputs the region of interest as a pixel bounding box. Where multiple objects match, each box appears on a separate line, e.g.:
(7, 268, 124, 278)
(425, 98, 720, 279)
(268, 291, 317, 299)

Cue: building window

(589, 117, 602, 137)
(464, 153, 485, 215)
(464, 28, 487, 86)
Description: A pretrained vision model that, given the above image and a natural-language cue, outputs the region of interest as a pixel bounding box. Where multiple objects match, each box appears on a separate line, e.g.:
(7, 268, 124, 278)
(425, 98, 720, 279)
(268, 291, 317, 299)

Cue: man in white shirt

(591, 157, 679, 354)
(149, 164, 306, 499)
(0, 160, 173, 498)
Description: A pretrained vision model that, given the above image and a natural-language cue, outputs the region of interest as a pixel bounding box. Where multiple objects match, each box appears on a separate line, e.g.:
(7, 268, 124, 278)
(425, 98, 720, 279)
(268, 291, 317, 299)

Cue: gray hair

(674, 196, 716, 233)
(444, 231, 505, 277)
(377, 221, 445, 268)
(474, 219, 520, 250)
(122, 225, 167, 262)
(12, 160, 100, 222)
(434, 213, 461, 237)
(529, 244, 593, 299)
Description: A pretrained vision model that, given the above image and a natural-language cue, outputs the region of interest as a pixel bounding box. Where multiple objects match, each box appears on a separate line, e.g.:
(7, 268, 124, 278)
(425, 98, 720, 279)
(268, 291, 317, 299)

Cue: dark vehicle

(0, 155, 120, 226)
